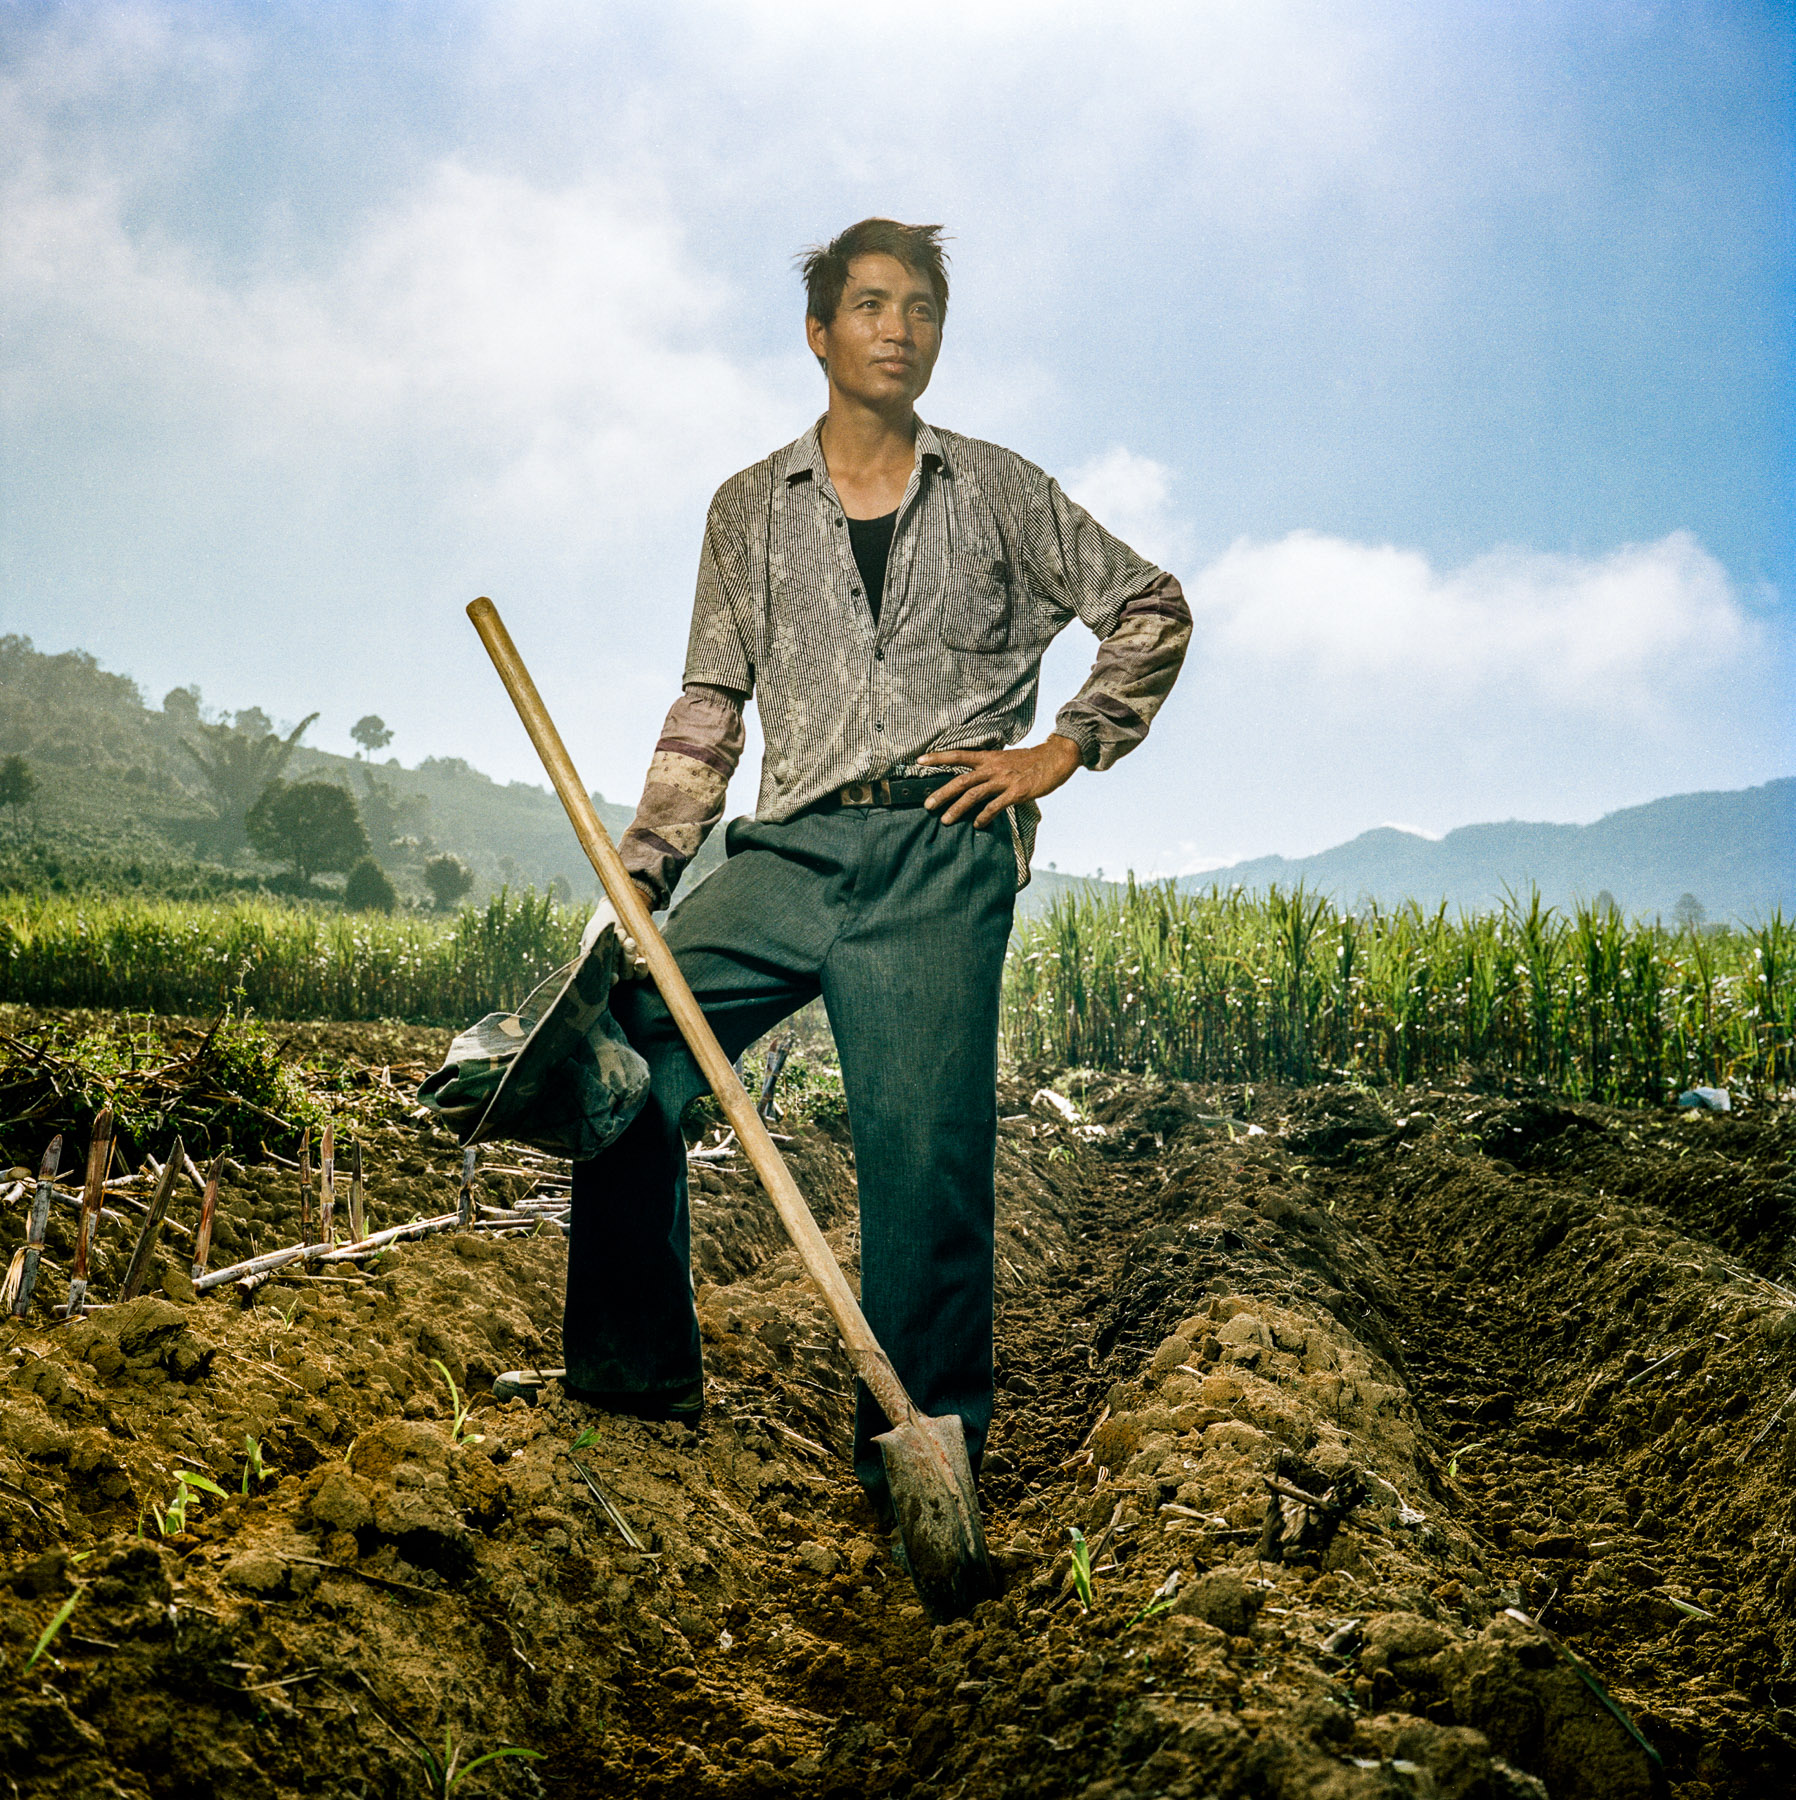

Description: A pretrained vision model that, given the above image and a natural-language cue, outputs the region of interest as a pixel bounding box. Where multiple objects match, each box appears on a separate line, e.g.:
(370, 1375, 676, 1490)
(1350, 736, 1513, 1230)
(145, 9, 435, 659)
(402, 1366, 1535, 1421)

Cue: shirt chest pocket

(941, 550, 1020, 654)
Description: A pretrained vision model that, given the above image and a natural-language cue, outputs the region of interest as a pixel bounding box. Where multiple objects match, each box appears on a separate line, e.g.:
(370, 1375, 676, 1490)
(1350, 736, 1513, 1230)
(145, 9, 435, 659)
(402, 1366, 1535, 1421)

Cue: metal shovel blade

(877, 1410, 996, 1621)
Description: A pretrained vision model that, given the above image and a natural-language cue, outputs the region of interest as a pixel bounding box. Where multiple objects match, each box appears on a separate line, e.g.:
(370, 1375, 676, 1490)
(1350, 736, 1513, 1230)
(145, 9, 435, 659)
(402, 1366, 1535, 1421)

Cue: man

(556, 219, 1189, 1525)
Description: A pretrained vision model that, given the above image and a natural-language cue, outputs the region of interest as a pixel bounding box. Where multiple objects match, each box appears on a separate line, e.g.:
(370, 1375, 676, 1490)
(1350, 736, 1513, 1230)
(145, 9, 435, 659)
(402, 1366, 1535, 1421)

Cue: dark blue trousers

(563, 804, 1016, 1503)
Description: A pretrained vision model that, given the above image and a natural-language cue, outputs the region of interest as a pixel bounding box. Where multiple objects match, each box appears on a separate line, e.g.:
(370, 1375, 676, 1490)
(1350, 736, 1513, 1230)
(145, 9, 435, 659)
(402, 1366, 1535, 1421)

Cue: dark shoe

(563, 1378, 705, 1424)
(493, 1367, 564, 1405)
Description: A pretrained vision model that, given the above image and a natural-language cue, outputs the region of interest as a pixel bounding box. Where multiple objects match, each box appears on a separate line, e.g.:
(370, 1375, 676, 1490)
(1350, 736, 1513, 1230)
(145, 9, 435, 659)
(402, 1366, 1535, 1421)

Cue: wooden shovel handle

(467, 597, 917, 1429)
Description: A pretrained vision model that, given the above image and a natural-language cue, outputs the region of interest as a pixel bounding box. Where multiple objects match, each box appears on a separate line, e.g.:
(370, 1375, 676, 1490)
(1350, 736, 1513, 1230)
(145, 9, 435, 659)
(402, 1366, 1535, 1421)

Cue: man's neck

(819, 396, 918, 519)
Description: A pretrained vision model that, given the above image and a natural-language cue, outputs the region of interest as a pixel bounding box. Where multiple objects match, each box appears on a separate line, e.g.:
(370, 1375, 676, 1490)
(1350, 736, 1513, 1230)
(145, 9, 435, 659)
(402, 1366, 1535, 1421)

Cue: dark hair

(800, 219, 950, 331)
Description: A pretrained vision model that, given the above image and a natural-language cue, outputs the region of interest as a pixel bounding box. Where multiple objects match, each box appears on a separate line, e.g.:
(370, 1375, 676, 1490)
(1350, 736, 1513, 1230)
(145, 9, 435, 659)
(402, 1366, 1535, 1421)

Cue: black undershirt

(847, 508, 898, 626)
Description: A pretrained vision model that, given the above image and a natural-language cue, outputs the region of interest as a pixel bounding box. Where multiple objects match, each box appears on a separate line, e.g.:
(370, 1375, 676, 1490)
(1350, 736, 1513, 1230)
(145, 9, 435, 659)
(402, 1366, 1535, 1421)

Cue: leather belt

(820, 773, 958, 810)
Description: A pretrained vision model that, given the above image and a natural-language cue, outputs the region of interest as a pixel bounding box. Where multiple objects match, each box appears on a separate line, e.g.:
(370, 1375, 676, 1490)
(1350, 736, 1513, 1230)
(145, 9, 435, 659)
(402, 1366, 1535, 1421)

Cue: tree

(182, 712, 318, 855)
(1673, 893, 1707, 932)
(246, 780, 371, 883)
(424, 852, 474, 911)
(351, 714, 393, 757)
(356, 765, 430, 868)
(161, 686, 201, 727)
(0, 754, 36, 832)
(344, 855, 399, 913)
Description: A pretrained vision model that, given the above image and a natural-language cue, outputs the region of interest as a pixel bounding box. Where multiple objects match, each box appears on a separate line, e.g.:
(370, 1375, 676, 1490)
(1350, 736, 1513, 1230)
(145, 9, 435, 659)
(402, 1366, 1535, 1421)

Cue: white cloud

(1185, 529, 1755, 710)
(481, 1, 1399, 238)
(1033, 518, 1781, 879)
(3, 150, 796, 543)
(1061, 447, 1194, 571)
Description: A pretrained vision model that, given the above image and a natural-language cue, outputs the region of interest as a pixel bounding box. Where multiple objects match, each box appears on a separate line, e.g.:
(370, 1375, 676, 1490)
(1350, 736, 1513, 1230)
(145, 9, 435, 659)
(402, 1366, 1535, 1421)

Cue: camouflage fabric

(417, 925, 650, 1160)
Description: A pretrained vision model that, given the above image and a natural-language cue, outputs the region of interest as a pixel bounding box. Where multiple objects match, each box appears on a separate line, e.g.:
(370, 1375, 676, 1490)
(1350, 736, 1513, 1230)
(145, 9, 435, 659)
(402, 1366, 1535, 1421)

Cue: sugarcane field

(1, 954, 1792, 1800)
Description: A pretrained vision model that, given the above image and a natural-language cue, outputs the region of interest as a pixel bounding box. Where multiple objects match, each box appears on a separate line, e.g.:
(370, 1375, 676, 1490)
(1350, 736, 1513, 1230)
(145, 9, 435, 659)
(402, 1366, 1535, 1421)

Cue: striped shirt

(620, 417, 1191, 906)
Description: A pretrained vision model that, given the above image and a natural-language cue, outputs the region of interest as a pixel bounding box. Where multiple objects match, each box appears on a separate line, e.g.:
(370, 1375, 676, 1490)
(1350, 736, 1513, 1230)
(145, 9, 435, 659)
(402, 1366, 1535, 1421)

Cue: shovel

(467, 597, 996, 1621)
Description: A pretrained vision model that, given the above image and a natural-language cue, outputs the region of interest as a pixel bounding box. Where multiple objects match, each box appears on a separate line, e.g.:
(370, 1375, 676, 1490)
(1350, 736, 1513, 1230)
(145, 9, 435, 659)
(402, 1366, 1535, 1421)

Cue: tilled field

(1, 1015, 1793, 1799)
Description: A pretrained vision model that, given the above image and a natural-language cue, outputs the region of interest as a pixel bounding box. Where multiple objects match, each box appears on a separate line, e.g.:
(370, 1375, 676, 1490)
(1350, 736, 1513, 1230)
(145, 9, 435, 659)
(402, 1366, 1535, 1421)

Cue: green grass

(1067, 1525, 1094, 1610)
(1003, 880, 1793, 1104)
(24, 1588, 84, 1671)
(0, 889, 579, 1026)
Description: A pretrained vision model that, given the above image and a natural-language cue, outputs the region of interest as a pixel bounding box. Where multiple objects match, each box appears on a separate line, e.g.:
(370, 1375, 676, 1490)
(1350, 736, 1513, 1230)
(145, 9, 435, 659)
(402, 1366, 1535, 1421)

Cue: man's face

(806, 252, 942, 410)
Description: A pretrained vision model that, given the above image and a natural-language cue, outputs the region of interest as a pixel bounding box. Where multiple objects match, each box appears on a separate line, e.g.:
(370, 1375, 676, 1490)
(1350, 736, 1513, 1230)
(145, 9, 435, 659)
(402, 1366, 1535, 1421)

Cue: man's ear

(804, 311, 830, 369)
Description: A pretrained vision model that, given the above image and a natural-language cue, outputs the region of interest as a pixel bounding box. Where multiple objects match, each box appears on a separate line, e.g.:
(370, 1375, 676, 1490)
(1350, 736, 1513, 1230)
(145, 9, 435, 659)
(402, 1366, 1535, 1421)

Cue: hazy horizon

(15, 622, 1790, 885)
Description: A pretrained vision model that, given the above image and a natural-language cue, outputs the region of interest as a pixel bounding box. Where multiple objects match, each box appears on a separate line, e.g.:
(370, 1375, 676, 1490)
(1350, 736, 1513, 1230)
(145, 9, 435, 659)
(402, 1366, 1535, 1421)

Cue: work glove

(580, 893, 651, 982)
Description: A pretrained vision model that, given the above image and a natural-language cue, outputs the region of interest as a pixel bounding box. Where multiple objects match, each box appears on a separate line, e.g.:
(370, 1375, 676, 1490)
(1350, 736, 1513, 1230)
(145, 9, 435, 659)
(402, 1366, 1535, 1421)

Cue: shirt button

(851, 585, 862, 597)
(874, 722, 884, 732)
(874, 648, 884, 660)
(834, 516, 844, 527)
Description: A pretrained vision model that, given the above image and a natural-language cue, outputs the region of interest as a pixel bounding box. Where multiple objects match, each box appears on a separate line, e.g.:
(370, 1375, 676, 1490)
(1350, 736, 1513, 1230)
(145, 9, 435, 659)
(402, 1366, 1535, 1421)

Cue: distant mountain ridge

(1166, 779, 1793, 922)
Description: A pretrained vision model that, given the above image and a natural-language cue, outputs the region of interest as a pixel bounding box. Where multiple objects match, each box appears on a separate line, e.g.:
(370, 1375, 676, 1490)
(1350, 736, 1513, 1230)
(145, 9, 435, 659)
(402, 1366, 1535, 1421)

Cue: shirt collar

(779, 420, 827, 485)
(780, 416, 952, 485)
(914, 418, 950, 476)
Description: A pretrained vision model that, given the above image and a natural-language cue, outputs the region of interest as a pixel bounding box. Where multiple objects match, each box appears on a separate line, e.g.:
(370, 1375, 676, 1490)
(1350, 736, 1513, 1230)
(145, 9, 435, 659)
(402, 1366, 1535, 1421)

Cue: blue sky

(2, 0, 1789, 877)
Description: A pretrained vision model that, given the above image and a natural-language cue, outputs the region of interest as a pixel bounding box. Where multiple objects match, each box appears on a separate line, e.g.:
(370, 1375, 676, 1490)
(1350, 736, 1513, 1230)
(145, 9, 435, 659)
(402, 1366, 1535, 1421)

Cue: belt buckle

(840, 781, 875, 807)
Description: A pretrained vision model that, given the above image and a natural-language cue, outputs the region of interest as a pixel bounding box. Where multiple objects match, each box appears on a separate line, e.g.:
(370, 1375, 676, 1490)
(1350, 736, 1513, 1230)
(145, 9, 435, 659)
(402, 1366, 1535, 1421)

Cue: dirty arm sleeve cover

(1051, 570, 1193, 771)
(617, 683, 747, 909)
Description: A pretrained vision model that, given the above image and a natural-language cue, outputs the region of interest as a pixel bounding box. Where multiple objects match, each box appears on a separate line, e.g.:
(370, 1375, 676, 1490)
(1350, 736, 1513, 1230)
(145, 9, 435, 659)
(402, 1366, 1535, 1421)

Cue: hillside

(1175, 779, 1794, 923)
(0, 635, 726, 905)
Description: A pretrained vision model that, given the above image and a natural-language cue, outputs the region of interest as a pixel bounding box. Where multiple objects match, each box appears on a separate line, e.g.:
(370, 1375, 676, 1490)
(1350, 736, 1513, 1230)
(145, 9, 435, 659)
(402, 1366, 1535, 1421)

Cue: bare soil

(2, 1015, 1793, 1799)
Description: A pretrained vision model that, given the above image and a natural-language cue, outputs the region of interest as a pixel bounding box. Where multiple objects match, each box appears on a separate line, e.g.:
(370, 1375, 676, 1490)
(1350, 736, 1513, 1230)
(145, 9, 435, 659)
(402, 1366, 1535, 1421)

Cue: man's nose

(881, 305, 914, 342)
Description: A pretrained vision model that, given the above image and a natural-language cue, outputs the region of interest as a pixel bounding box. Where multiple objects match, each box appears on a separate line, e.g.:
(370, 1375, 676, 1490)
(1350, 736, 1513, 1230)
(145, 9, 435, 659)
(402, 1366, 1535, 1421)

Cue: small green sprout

(240, 1435, 276, 1495)
(159, 1468, 229, 1536)
(569, 1425, 600, 1452)
(1125, 1568, 1183, 1628)
(1068, 1526, 1094, 1611)
(409, 1725, 543, 1797)
(430, 1359, 482, 1446)
(25, 1587, 84, 1671)
(1447, 1440, 1483, 1479)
